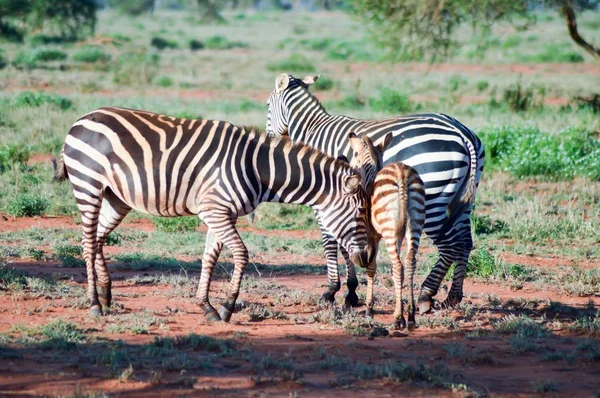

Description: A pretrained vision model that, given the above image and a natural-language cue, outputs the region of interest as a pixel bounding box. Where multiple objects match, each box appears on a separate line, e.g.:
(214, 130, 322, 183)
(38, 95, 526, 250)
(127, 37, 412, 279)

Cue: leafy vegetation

(267, 53, 316, 73)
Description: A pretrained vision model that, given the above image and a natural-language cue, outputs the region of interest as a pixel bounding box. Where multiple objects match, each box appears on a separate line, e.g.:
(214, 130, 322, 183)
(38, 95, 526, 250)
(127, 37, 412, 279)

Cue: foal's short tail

(52, 149, 68, 182)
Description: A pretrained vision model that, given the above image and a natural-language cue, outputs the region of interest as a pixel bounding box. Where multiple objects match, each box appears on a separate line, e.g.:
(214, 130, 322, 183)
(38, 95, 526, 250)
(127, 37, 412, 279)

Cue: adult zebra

(266, 74, 485, 312)
(55, 106, 374, 321)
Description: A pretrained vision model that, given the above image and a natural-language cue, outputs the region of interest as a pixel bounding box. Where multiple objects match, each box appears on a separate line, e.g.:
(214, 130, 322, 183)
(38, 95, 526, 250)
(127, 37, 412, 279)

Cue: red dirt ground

(1, 215, 599, 397)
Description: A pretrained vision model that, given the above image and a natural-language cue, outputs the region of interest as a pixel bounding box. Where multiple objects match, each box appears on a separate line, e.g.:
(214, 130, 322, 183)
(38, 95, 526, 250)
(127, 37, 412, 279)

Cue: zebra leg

(94, 190, 131, 312)
(211, 220, 248, 323)
(317, 213, 341, 303)
(442, 221, 474, 308)
(196, 229, 224, 322)
(417, 245, 455, 314)
(340, 247, 359, 308)
(77, 196, 102, 317)
(364, 261, 376, 318)
(405, 233, 420, 331)
(385, 235, 406, 330)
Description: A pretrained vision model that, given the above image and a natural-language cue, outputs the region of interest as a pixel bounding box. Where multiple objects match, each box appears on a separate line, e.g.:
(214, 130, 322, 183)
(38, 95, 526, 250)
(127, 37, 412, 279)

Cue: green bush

(155, 75, 174, 87)
(189, 39, 204, 51)
(6, 194, 49, 217)
(13, 48, 67, 69)
(204, 35, 248, 50)
(151, 36, 178, 50)
(479, 126, 600, 180)
(520, 44, 584, 63)
(0, 145, 31, 173)
(13, 91, 73, 111)
(113, 52, 160, 86)
(267, 54, 316, 73)
(298, 38, 333, 51)
(476, 80, 489, 92)
(72, 46, 111, 63)
(369, 89, 412, 113)
(467, 248, 499, 278)
(502, 35, 521, 49)
(106, 0, 154, 15)
(313, 76, 335, 91)
(151, 217, 200, 232)
(489, 81, 545, 112)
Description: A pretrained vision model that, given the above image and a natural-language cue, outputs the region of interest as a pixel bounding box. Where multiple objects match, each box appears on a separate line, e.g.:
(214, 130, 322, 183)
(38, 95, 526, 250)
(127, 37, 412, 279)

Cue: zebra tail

(459, 138, 478, 207)
(392, 170, 408, 243)
(52, 150, 68, 182)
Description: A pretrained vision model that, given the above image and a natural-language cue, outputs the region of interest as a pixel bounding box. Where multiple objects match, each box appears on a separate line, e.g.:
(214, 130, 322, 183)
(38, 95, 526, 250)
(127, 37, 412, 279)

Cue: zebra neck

(257, 139, 341, 209)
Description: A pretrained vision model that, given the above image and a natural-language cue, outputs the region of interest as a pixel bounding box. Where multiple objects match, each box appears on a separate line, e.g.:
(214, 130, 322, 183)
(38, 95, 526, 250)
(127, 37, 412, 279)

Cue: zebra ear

(276, 73, 290, 93)
(348, 132, 364, 154)
(302, 74, 321, 86)
(377, 133, 394, 154)
(343, 174, 361, 194)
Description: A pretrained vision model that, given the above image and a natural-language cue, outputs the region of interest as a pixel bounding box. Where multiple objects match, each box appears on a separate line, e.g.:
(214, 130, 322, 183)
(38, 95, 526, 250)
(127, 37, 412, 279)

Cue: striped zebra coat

(348, 132, 425, 330)
(55, 106, 373, 321)
(266, 74, 485, 312)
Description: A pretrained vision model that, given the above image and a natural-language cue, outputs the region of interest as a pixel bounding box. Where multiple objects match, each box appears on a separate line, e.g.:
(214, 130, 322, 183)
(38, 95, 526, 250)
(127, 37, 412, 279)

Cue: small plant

(151, 217, 199, 232)
(0, 144, 31, 173)
(13, 91, 73, 111)
(150, 36, 178, 50)
(532, 379, 559, 393)
(204, 35, 248, 50)
(490, 81, 546, 112)
(73, 46, 111, 63)
(267, 53, 316, 73)
(189, 39, 204, 51)
(313, 76, 335, 91)
(369, 89, 412, 113)
(476, 80, 489, 92)
(494, 314, 549, 338)
(326, 41, 373, 61)
(13, 48, 67, 69)
(155, 75, 174, 87)
(6, 194, 49, 217)
(113, 51, 160, 86)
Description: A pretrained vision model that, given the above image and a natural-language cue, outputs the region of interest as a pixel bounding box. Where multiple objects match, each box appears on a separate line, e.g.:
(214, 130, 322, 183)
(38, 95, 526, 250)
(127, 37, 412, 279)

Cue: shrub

(72, 46, 111, 63)
(0, 145, 31, 173)
(369, 89, 412, 113)
(476, 80, 489, 92)
(13, 91, 72, 111)
(326, 41, 372, 61)
(6, 194, 49, 217)
(204, 35, 248, 50)
(155, 75, 174, 87)
(472, 214, 508, 235)
(479, 126, 600, 180)
(313, 76, 334, 91)
(151, 217, 200, 232)
(189, 39, 204, 51)
(106, 0, 154, 15)
(113, 52, 160, 86)
(267, 54, 316, 73)
(467, 248, 499, 278)
(520, 44, 584, 63)
(13, 48, 67, 69)
(489, 81, 545, 112)
(151, 36, 178, 50)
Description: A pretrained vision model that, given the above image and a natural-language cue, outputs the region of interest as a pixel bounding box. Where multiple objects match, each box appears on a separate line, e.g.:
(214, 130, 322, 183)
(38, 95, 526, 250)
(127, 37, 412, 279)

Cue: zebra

(266, 73, 485, 313)
(347, 132, 425, 330)
(54, 106, 374, 322)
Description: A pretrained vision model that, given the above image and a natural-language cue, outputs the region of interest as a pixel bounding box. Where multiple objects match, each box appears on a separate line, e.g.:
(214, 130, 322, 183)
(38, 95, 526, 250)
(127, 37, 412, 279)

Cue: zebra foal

(349, 133, 425, 330)
(55, 106, 374, 321)
(266, 73, 484, 312)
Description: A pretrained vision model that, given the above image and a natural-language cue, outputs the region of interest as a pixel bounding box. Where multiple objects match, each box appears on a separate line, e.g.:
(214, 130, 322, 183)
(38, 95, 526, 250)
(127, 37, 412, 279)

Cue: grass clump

(355, 361, 453, 388)
(494, 314, 549, 338)
(6, 194, 49, 217)
(73, 46, 111, 63)
(13, 91, 73, 111)
(326, 41, 373, 61)
(155, 75, 174, 87)
(150, 36, 178, 50)
(0, 145, 31, 173)
(189, 39, 204, 51)
(151, 216, 199, 232)
(267, 53, 316, 73)
(569, 311, 600, 335)
(13, 48, 67, 69)
(489, 81, 546, 112)
(521, 43, 584, 63)
(472, 214, 508, 236)
(369, 88, 412, 113)
(113, 51, 160, 86)
(313, 75, 335, 91)
(204, 35, 248, 50)
(479, 126, 600, 180)
(253, 204, 317, 230)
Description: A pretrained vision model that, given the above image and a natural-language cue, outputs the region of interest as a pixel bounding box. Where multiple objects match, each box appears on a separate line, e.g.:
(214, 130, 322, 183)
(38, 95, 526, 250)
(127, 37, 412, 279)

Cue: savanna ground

(1, 6, 600, 397)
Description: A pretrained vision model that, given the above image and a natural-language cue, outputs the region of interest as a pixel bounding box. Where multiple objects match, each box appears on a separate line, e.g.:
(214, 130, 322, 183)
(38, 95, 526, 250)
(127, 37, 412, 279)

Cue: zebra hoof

(394, 317, 407, 330)
(202, 304, 221, 322)
(218, 305, 233, 323)
(320, 291, 336, 304)
(90, 305, 103, 317)
(98, 286, 112, 308)
(344, 291, 359, 308)
(417, 296, 433, 314)
(407, 320, 417, 332)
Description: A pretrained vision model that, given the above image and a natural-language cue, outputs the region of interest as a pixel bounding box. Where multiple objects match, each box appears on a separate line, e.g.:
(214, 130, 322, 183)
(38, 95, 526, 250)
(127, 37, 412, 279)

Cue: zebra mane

(239, 125, 355, 175)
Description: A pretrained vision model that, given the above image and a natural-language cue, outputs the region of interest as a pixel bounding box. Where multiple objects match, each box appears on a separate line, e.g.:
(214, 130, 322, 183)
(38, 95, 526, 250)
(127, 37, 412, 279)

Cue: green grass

(151, 216, 199, 232)
(369, 88, 412, 113)
(72, 46, 112, 63)
(204, 35, 248, 50)
(267, 53, 316, 73)
(13, 48, 67, 69)
(13, 91, 73, 111)
(6, 193, 49, 217)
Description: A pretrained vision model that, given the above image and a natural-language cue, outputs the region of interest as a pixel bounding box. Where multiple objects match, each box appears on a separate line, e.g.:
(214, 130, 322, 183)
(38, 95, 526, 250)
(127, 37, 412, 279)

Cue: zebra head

(266, 73, 321, 137)
(348, 132, 394, 197)
(314, 169, 375, 268)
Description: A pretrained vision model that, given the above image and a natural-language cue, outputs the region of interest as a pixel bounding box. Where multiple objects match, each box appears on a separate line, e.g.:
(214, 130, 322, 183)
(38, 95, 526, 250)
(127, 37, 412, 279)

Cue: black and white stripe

(266, 74, 485, 311)
(55, 106, 373, 321)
